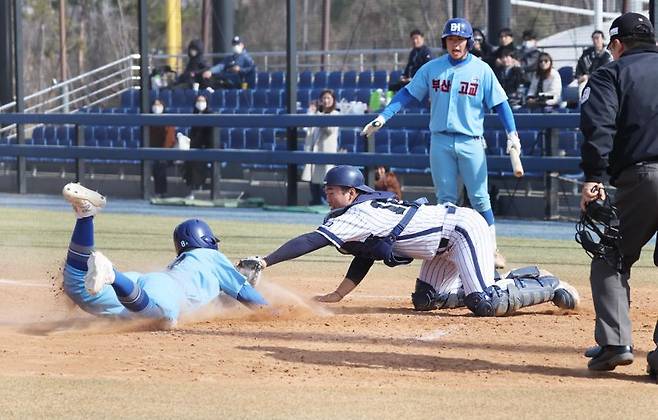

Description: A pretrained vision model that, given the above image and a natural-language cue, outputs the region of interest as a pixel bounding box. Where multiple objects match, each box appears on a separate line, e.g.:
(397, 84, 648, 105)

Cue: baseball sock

(66, 216, 94, 271)
(112, 270, 150, 312)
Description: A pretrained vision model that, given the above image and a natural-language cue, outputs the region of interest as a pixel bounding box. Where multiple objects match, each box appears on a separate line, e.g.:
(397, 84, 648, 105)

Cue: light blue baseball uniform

(64, 248, 249, 322)
(386, 53, 508, 212)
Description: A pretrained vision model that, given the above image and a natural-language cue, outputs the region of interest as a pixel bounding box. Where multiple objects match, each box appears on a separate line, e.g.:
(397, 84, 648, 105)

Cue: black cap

(231, 35, 242, 45)
(609, 12, 655, 40)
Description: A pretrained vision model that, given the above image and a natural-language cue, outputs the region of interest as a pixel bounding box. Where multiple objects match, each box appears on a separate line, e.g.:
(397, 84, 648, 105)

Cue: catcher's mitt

(236, 256, 266, 287)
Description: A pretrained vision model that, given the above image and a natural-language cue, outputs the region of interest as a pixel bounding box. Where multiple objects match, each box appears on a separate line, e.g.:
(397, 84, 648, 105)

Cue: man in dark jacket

(177, 39, 209, 88)
(579, 12, 658, 376)
(575, 30, 613, 93)
(388, 29, 432, 92)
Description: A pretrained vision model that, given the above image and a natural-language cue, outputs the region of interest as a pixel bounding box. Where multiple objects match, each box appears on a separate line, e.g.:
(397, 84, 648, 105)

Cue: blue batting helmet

(324, 165, 375, 193)
(173, 219, 220, 256)
(441, 18, 474, 50)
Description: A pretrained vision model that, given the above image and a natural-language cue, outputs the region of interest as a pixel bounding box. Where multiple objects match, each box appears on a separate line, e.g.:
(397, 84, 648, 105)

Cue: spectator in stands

(526, 52, 562, 109)
(575, 30, 613, 94)
(301, 89, 339, 206)
(183, 95, 213, 199)
(493, 49, 526, 108)
(388, 29, 432, 92)
(202, 36, 256, 89)
(471, 28, 495, 66)
(373, 166, 402, 199)
(177, 39, 209, 88)
(519, 30, 541, 78)
(149, 99, 176, 198)
(496, 28, 518, 61)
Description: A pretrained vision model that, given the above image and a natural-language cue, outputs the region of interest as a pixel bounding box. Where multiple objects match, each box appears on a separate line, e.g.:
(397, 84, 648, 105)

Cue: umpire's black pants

(590, 162, 658, 347)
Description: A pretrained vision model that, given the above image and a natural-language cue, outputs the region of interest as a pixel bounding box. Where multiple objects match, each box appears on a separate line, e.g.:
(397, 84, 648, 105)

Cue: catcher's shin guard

(411, 279, 465, 311)
(465, 276, 558, 317)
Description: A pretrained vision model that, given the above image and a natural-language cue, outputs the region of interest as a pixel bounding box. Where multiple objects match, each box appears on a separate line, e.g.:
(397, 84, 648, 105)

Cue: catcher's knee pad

(411, 279, 439, 311)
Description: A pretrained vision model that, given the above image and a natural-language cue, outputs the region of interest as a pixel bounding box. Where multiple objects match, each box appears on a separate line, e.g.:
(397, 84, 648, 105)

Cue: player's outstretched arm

(314, 257, 374, 303)
(236, 282, 268, 308)
(263, 232, 331, 266)
(361, 88, 416, 138)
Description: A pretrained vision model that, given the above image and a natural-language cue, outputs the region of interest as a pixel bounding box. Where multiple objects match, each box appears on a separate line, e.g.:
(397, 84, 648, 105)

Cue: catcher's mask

(575, 197, 623, 272)
(173, 219, 220, 256)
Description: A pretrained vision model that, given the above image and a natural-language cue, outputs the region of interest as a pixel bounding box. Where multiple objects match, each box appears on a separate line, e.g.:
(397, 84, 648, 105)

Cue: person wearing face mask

(301, 89, 340, 205)
(519, 30, 541, 79)
(526, 52, 562, 109)
(149, 99, 176, 198)
(203, 36, 256, 90)
(177, 39, 209, 88)
(182, 95, 214, 199)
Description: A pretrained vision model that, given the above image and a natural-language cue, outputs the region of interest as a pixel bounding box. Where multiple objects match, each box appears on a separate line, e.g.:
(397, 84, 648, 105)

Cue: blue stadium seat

(309, 88, 324, 103)
(373, 70, 388, 89)
(407, 130, 429, 154)
(313, 71, 329, 88)
(339, 88, 356, 101)
(57, 125, 74, 146)
(224, 90, 239, 108)
(230, 128, 245, 149)
(93, 127, 108, 143)
(260, 129, 275, 151)
(245, 71, 256, 89)
(297, 89, 312, 108)
(484, 130, 500, 149)
(131, 127, 142, 143)
(328, 71, 342, 89)
(31, 126, 45, 145)
(121, 89, 139, 108)
(245, 128, 261, 149)
(107, 127, 120, 143)
(157, 90, 173, 107)
(219, 127, 231, 149)
(298, 71, 313, 89)
(119, 126, 132, 143)
(355, 88, 371, 104)
(339, 129, 356, 153)
(239, 90, 253, 108)
(172, 89, 188, 107)
(374, 130, 390, 153)
(252, 90, 268, 108)
(389, 70, 402, 84)
(267, 89, 283, 108)
(558, 66, 574, 87)
(357, 71, 373, 88)
(389, 130, 408, 154)
(270, 71, 285, 89)
(211, 90, 224, 108)
(342, 71, 357, 89)
(256, 71, 270, 89)
(518, 129, 542, 155)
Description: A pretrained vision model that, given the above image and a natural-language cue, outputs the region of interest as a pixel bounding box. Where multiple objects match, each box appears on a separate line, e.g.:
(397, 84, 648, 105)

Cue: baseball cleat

(494, 249, 506, 269)
(552, 280, 580, 310)
(84, 251, 115, 295)
(587, 345, 633, 371)
(62, 183, 106, 218)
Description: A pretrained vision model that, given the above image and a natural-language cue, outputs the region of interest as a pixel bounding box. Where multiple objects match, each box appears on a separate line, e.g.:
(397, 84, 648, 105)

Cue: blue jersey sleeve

(404, 63, 430, 103)
(493, 101, 517, 134)
(483, 65, 508, 109)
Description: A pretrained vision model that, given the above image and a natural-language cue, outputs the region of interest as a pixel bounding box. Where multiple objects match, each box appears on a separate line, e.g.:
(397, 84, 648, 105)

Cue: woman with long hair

(526, 52, 562, 108)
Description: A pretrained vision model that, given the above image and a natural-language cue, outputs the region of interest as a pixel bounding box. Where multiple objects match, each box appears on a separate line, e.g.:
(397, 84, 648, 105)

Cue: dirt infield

(1, 206, 658, 419)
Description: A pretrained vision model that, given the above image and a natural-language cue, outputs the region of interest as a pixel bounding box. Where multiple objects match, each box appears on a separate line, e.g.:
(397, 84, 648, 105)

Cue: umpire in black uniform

(579, 12, 658, 374)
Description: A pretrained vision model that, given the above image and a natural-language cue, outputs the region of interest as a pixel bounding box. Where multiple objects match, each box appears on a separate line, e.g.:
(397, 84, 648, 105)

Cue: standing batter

(362, 18, 521, 269)
(239, 166, 577, 317)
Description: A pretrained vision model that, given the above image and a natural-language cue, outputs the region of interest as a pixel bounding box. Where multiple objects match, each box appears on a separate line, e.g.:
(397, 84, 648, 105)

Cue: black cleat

(587, 345, 634, 371)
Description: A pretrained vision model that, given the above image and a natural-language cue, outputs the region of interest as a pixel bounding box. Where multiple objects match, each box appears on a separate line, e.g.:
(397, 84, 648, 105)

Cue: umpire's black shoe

(647, 349, 658, 382)
(584, 344, 634, 358)
(587, 345, 634, 371)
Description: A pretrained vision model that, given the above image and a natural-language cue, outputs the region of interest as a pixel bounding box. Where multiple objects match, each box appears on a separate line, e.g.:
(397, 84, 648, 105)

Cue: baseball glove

(236, 256, 266, 287)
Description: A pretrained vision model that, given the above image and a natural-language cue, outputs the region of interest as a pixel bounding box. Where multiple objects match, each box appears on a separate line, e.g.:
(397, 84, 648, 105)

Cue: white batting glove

(361, 115, 386, 138)
(506, 131, 521, 155)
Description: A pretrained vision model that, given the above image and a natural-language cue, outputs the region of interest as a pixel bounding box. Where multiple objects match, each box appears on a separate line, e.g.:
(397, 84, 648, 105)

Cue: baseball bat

(509, 148, 524, 178)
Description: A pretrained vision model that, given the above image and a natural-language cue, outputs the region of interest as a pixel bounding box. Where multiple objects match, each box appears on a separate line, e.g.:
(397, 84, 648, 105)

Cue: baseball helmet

(323, 165, 375, 193)
(173, 219, 220, 256)
(441, 17, 474, 50)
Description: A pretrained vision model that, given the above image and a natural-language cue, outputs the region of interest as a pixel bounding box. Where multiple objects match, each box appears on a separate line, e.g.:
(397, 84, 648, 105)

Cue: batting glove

(176, 132, 191, 150)
(361, 115, 386, 138)
(506, 131, 521, 155)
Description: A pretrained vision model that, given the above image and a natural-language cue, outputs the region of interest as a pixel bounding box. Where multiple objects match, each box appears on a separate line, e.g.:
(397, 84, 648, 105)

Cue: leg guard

(411, 279, 465, 311)
(465, 275, 557, 317)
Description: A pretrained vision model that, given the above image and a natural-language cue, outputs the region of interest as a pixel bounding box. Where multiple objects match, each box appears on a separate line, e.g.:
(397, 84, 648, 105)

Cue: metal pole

(213, 0, 235, 57)
(286, 0, 298, 206)
(452, 0, 465, 17)
(138, 0, 151, 199)
(544, 128, 559, 220)
(14, 0, 26, 194)
(211, 127, 221, 200)
(202, 0, 211, 53)
(0, 1, 12, 106)
(59, 0, 69, 113)
(321, 0, 330, 70)
(594, 0, 603, 31)
(487, 0, 511, 47)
